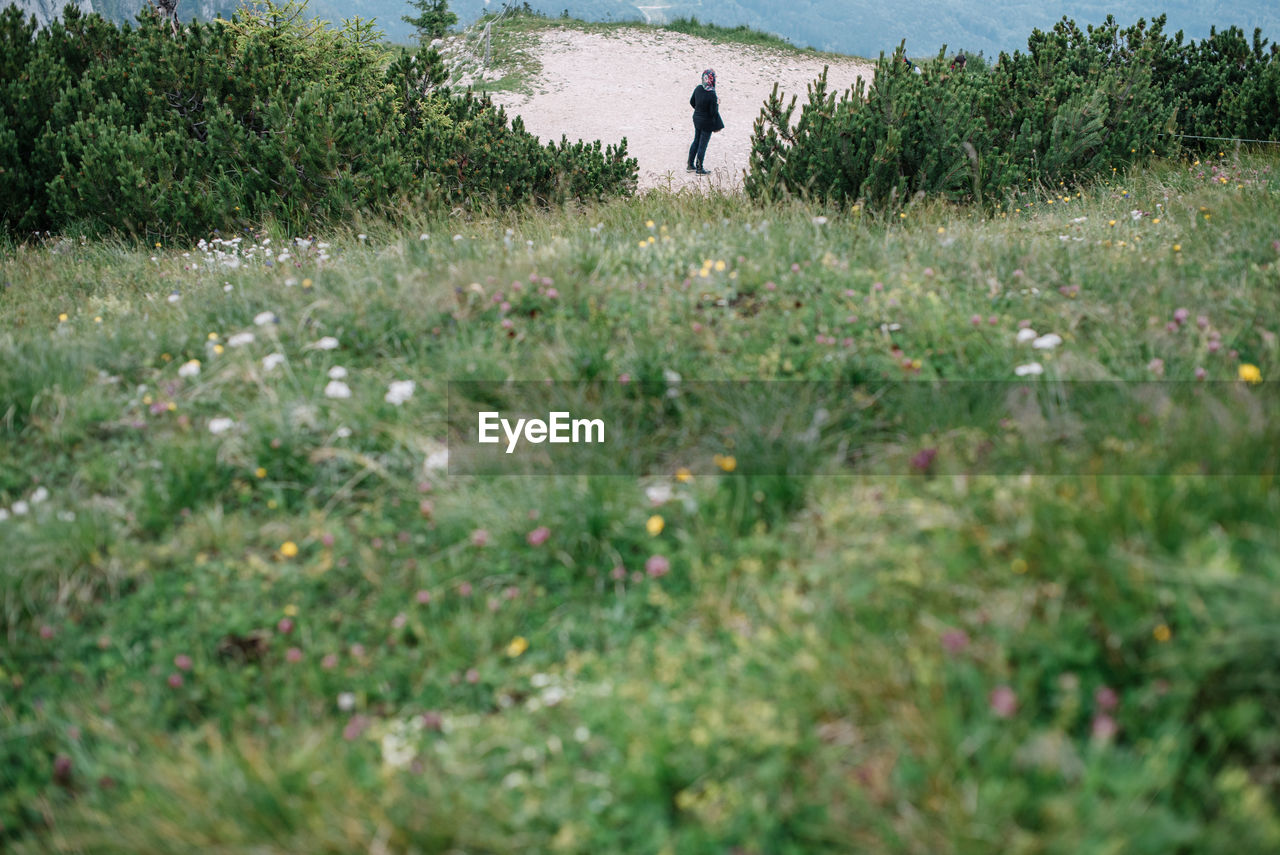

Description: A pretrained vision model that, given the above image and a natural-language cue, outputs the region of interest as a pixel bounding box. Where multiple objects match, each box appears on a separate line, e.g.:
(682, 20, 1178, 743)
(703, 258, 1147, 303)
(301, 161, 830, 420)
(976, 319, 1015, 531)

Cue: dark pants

(688, 125, 712, 168)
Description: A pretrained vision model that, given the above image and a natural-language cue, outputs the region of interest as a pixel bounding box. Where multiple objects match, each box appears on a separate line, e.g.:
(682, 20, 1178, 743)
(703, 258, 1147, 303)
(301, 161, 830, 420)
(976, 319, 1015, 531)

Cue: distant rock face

(12, 1, 250, 29)
(12, 0, 96, 26)
(12, 1, 412, 39)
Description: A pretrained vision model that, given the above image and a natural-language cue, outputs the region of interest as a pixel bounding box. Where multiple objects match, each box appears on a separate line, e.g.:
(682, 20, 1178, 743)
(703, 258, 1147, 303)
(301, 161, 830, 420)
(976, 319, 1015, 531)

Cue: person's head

(701, 69, 716, 90)
(951, 54, 966, 70)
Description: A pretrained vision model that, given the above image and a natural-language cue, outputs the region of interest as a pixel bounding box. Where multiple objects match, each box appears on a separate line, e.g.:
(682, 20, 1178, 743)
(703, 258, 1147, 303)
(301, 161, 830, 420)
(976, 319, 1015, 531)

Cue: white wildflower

(178, 359, 201, 378)
(12, 501, 30, 516)
(262, 353, 286, 372)
(645, 483, 674, 506)
(424, 448, 449, 472)
(1014, 362, 1044, 377)
(208, 417, 235, 434)
(384, 380, 415, 406)
(324, 380, 352, 399)
(1015, 328, 1038, 344)
(167, 292, 180, 304)
(1032, 333, 1063, 350)
(308, 336, 340, 351)
(253, 311, 277, 326)
(381, 735, 414, 769)
(328, 366, 348, 380)
(227, 332, 255, 347)
(30, 487, 49, 505)
(337, 691, 356, 711)
(0, 508, 9, 522)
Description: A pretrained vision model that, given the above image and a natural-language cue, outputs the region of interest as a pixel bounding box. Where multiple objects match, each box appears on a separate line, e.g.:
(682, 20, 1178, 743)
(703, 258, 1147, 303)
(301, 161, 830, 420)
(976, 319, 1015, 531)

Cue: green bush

(0, 1, 636, 238)
(747, 15, 1279, 208)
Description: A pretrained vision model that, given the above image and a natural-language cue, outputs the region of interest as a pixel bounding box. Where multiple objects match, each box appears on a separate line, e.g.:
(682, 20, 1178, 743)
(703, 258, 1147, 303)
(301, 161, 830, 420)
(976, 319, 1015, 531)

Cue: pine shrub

(747, 15, 1279, 208)
(0, 1, 637, 239)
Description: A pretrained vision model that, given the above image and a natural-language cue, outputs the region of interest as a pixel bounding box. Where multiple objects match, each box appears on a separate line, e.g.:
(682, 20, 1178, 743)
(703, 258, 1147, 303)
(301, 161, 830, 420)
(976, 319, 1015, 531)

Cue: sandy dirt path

(488, 28, 876, 192)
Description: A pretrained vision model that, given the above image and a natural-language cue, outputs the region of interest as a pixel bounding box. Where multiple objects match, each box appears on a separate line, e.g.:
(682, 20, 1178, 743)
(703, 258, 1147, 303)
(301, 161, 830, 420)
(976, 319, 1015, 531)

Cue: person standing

(688, 68, 722, 176)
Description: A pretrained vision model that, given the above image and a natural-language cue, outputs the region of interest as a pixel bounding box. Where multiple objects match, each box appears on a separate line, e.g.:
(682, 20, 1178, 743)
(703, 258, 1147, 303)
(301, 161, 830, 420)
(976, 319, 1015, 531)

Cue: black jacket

(690, 85, 721, 132)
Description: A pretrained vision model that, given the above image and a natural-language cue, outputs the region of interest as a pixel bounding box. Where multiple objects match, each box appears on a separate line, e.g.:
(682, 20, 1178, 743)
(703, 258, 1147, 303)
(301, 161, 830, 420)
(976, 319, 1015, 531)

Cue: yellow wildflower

(506, 636, 529, 657)
(280, 541, 299, 558)
(1238, 364, 1262, 385)
(646, 515, 664, 536)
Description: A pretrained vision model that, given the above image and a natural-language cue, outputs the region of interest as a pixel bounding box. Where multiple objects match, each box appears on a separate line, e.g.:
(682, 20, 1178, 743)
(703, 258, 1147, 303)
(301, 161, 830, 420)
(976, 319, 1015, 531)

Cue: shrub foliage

(0, 1, 637, 238)
(747, 15, 1280, 207)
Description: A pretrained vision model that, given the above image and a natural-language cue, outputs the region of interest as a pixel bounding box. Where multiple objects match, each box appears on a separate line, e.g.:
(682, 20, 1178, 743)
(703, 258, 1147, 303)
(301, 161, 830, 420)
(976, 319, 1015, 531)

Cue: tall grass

(1, 151, 1279, 852)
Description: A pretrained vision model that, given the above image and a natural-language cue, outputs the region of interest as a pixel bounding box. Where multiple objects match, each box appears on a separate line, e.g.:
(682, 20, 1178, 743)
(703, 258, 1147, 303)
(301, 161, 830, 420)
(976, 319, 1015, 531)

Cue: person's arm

(691, 88, 697, 109)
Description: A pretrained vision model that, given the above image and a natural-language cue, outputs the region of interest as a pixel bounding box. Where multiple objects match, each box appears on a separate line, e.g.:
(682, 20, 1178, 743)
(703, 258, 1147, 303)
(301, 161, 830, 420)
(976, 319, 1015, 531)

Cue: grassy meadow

(2, 149, 1280, 852)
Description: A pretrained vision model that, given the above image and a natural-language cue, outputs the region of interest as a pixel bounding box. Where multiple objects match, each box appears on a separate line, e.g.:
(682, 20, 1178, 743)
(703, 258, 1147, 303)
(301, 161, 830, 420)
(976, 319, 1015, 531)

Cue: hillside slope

(452, 0, 1280, 58)
(13, 1, 1279, 56)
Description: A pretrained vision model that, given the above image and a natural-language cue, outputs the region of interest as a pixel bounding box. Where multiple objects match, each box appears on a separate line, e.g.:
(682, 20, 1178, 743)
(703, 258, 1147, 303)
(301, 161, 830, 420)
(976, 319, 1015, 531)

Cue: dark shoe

(686, 164, 695, 172)
(695, 167, 711, 175)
